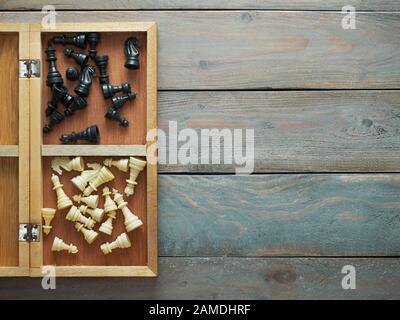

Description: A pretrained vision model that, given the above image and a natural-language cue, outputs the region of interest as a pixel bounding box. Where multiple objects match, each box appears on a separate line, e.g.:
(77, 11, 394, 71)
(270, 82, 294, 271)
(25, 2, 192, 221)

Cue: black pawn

(105, 107, 129, 127)
(43, 110, 65, 133)
(101, 82, 131, 99)
(64, 48, 88, 67)
(45, 99, 58, 117)
(52, 34, 87, 49)
(111, 92, 136, 109)
(74, 64, 96, 97)
(45, 43, 63, 87)
(87, 32, 100, 59)
(60, 125, 100, 144)
(124, 37, 140, 70)
(94, 55, 109, 85)
(66, 67, 79, 81)
(53, 84, 74, 108)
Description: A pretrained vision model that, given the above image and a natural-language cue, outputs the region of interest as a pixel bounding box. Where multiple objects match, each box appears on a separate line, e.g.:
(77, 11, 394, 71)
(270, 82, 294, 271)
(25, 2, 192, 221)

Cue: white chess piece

(83, 166, 114, 196)
(51, 236, 78, 253)
(66, 205, 95, 229)
(51, 156, 85, 175)
(99, 187, 118, 235)
(51, 174, 73, 210)
(73, 194, 99, 209)
(41, 208, 56, 235)
(79, 205, 105, 223)
(100, 232, 131, 254)
(113, 188, 143, 232)
(71, 163, 102, 192)
(75, 222, 98, 244)
(103, 158, 129, 172)
(124, 157, 146, 197)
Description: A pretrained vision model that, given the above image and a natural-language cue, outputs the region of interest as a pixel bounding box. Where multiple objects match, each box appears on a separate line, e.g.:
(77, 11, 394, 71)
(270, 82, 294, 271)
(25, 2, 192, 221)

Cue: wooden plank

(1, 0, 399, 11)
(29, 266, 156, 277)
(158, 90, 400, 173)
(0, 11, 399, 89)
(158, 174, 400, 257)
(41, 145, 146, 156)
(0, 146, 18, 157)
(1, 257, 400, 299)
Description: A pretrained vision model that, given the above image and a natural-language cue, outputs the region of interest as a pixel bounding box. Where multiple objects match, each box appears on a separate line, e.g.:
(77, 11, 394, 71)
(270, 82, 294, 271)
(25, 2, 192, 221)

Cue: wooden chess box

(0, 22, 157, 277)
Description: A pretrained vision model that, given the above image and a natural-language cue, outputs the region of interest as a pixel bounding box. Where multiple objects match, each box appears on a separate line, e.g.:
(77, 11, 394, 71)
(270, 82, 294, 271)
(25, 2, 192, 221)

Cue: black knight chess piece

(44, 99, 58, 117)
(124, 37, 140, 69)
(43, 110, 65, 133)
(64, 96, 88, 117)
(66, 67, 79, 81)
(64, 48, 89, 67)
(105, 107, 129, 127)
(51, 34, 87, 49)
(111, 92, 136, 109)
(45, 43, 63, 87)
(60, 125, 100, 144)
(74, 64, 96, 97)
(101, 82, 131, 99)
(53, 84, 74, 108)
(94, 55, 109, 85)
(86, 32, 100, 59)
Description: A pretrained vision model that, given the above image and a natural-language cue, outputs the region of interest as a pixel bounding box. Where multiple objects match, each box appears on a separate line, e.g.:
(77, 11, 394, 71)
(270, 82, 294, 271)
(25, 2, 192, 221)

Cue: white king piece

(51, 174, 73, 210)
(124, 157, 147, 197)
(100, 232, 131, 255)
(71, 163, 102, 192)
(75, 222, 98, 244)
(103, 158, 129, 172)
(83, 166, 114, 196)
(99, 187, 118, 235)
(52, 236, 78, 254)
(66, 205, 95, 229)
(51, 156, 85, 175)
(73, 194, 99, 209)
(113, 188, 143, 232)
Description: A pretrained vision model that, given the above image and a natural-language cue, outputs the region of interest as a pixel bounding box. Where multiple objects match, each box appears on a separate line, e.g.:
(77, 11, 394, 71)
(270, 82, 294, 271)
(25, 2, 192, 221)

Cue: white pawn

(41, 208, 56, 235)
(79, 205, 104, 223)
(51, 236, 78, 254)
(100, 232, 131, 255)
(51, 156, 84, 175)
(83, 166, 114, 196)
(113, 188, 143, 232)
(99, 187, 118, 235)
(103, 158, 129, 172)
(124, 157, 147, 197)
(75, 222, 98, 244)
(51, 174, 73, 210)
(66, 205, 95, 229)
(71, 163, 102, 192)
(73, 194, 99, 209)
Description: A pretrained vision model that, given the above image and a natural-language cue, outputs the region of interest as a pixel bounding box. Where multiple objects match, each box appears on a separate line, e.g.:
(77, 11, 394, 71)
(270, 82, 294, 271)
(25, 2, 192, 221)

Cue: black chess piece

(53, 84, 74, 108)
(74, 64, 96, 97)
(66, 67, 79, 81)
(45, 43, 63, 87)
(94, 55, 109, 84)
(124, 37, 140, 69)
(43, 110, 65, 133)
(44, 99, 58, 117)
(64, 96, 87, 117)
(51, 34, 87, 49)
(86, 32, 100, 59)
(101, 82, 131, 99)
(60, 125, 100, 144)
(64, 48, 88, 67)
(111, 91, 136, 109)
(105, 107, 129, 127)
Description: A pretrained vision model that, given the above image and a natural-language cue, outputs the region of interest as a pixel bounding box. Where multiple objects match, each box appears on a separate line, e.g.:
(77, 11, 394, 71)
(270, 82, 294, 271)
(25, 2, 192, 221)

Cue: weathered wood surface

(0, 11, 399, 89)
(158, 175, 400, 256)
(1, 1, 399, 11)
(158, 90, 400, 173)
(0, 258, 399, 299)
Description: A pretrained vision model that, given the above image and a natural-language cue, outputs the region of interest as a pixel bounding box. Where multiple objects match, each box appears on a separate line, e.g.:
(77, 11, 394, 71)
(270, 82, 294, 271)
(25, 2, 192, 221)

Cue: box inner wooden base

(42, 156, 147, 266)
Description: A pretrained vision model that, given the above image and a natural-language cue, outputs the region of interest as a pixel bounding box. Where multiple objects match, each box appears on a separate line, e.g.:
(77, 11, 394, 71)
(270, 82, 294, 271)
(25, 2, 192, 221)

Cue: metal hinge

(19, 59, 41, 78)
(19, 224, 41, 242)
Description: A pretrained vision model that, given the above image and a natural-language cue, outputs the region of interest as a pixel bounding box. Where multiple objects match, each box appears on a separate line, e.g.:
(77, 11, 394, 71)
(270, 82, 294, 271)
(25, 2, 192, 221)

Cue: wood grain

(158, 90, 400, 173)
(158, 174, 400, 257)
(42, 156, 147, 266)
(41, 145, 146, 156)
(1, 257, 400, 299)
(1, 0, 399, 11)
(0, 11, 399, 89)
(0, 32, 19, 145)
(41, 31, 147, 145)
(0, 158, 19, 266)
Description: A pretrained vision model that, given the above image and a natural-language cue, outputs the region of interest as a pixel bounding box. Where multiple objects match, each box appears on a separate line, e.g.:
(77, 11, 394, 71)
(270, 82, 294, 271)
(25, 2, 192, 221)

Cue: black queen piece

(45, 43, 63, 87)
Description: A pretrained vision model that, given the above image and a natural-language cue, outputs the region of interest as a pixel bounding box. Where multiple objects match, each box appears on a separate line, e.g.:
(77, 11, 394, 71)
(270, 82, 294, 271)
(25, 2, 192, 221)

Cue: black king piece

(45, 43, 63, 88)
